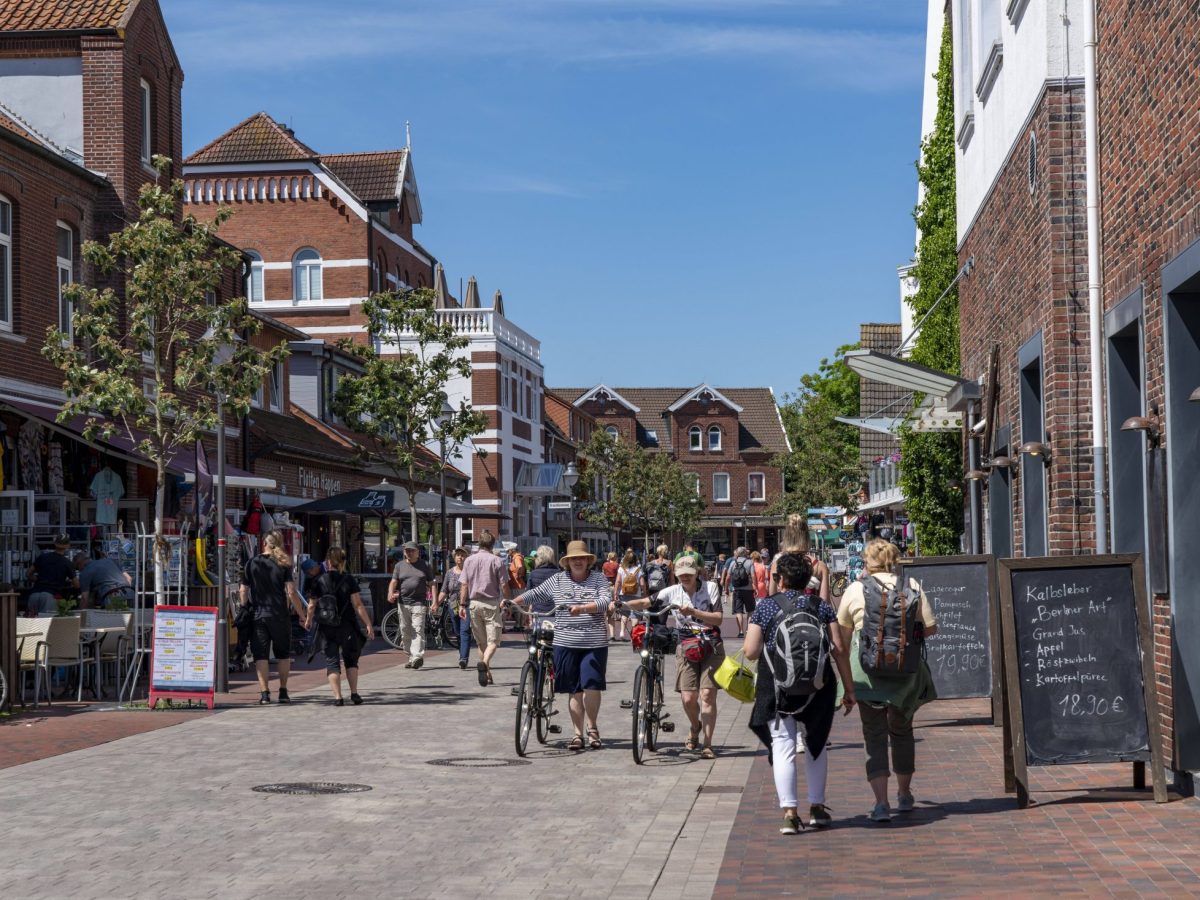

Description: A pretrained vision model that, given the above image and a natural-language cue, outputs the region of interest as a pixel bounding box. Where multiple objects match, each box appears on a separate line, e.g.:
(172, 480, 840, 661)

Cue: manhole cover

(426, 757, 532, 769)
(697, 785, 743, 794)
(252, 782, 372, 795)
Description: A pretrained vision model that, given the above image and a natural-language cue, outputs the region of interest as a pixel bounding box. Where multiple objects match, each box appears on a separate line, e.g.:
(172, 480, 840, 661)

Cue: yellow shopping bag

(714, 650, 756, 703)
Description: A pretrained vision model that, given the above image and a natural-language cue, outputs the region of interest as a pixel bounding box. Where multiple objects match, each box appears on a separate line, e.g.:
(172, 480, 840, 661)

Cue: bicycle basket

(630, 622, 648, 651)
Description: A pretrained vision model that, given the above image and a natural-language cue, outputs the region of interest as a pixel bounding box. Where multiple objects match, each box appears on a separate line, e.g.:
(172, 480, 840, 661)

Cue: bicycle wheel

(631, 665, 651, 765)
(515, 661, 536, 757)
(442, 607, 460, 649)
(646, 668, 664, 752)
(381, 608, 403, 649)
(536, 655, 555, 744)
(0, 666, 7, 713)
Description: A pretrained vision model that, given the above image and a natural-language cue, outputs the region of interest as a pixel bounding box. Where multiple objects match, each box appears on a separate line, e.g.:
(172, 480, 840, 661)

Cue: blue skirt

(553, 645, 609, 693)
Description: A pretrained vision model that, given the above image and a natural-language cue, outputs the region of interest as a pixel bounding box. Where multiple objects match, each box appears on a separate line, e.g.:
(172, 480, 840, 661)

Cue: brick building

(548, 385, 789, 558)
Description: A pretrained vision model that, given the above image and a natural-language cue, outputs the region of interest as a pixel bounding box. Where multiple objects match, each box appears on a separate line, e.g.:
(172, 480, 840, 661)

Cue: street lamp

(562, 462, 580, 542)
(741, 502, 749, 549)
(203, 327, 239, 695)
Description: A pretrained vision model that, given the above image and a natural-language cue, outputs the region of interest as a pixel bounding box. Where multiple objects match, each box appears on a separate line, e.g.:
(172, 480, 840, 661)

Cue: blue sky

(164, 0, 927, 396)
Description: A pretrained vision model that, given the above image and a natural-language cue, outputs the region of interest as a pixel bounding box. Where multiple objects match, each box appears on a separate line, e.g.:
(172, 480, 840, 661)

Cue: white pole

(1084, 0, 1108, 554)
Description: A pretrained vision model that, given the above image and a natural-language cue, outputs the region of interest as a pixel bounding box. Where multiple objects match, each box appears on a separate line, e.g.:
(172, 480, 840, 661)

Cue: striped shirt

(520, 570, 612, 649)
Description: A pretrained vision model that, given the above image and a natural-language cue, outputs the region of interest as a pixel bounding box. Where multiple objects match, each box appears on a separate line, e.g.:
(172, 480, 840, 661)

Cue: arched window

(56, 222, 75, 341)
(293, 248, 322, 301)
(605, 425, 619, 440)
(708, 425, 722, 452)
(245, 250, 264, 303)
(0, 195, 13, 329)
(374, 251, 387, 293)
(688, 425, 702, 452)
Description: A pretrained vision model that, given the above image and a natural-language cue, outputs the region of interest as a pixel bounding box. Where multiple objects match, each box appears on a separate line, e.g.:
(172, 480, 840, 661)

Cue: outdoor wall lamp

(1019, 441, 1052, 463)
(990, 455, 1013, 469)
(1120, 415, 1161, 448)
(964, 469, 989, 482)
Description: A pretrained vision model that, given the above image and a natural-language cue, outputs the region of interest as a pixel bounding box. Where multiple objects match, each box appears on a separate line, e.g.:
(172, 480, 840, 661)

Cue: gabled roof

(550, 386, 788, 456)
(667, 384, 744, 414)
(322, 149, 407, 204)
(0, 0, 136, 32)
(0, 102, 58, 150)
(572, 384, 640, 413)
(184, 112, 319, 166)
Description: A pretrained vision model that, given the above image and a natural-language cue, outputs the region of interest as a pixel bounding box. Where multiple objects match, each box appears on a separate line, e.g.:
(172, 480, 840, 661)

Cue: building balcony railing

(868, 461, 903, 506)
(432, 309, 541, 362)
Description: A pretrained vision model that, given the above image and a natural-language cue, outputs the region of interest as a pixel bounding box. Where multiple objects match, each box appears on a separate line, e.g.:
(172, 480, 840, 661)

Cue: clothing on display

(18, 419, 44, 493)
(90, 466, 125, 526)
(47, 441, 64, 495)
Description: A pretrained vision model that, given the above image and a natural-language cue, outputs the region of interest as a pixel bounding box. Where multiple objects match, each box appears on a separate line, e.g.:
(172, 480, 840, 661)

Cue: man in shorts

(723, 546, 756, 638)
(459, 529, 510, 686)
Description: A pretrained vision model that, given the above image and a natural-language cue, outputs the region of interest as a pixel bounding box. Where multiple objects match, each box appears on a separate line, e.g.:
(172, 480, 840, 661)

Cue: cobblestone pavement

(716, 698, 1200, 898)
(0, 632, 755, 900)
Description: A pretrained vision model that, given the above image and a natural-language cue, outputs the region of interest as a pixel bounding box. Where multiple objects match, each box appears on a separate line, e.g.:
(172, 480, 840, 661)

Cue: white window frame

(56, 223, 74, 343)
(690, 473, 701, 497)
(293, 248, 323, 302)
(712, 472, 730, 504)
(688, 425, 702, 452)
(748, 472, 766, 503)
(139, 79, 153, 164)
(245, 250, 264, 303)
(251, 378, 264, 409)
(707, 425, 722, 452)
(605, 425, 619, 440)
(0, 195, 12, 331)
(269, 361, 284, 412)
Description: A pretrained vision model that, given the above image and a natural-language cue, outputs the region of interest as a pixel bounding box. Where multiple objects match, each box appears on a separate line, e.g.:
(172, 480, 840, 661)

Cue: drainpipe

(1084, 0, 1108, 554)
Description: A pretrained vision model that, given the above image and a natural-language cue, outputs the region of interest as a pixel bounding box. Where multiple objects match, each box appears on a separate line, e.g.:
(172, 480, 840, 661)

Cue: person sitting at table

(26, 533, 77, 616)
(75, 553, 133, 609)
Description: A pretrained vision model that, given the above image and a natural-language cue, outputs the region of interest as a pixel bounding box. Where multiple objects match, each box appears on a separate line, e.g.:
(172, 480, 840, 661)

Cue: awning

(836, 415, 907, 435)
(857, 493, 906, 512)
(513, 462, 565, 497)
(0, 396, 275, 489)
(843, 349, 966, 397)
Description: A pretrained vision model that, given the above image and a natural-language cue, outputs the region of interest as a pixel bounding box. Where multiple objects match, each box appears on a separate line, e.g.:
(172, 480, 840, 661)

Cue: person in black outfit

(26, 534, 77, 616)
(239, 530, 306, 704)
(303, 546, 373, 706)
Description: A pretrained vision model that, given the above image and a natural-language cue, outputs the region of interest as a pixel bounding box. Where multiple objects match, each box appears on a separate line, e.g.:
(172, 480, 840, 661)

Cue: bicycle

(381, 603, 459, 652)
(506, 602, 563, 757)
(620, 605, 676, 765)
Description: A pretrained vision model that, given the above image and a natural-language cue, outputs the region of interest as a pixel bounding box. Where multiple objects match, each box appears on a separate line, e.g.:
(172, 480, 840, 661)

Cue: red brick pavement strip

(0, 634, 476, 769)
(715, 698, 1200, 898)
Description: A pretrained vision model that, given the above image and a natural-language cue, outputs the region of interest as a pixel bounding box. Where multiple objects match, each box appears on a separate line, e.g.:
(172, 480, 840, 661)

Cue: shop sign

(298, 467, 343, 499)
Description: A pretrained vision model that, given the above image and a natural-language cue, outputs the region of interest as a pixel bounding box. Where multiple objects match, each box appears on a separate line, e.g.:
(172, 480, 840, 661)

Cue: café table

(79, 626, 127, 700)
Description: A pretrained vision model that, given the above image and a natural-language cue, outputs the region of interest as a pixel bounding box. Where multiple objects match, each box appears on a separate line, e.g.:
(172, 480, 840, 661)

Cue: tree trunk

(407, 462, 418, 544)
(154, 462, 167, 605)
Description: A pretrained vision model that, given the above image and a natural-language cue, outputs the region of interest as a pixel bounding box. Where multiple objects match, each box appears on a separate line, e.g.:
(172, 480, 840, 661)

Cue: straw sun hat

(559, 540, 597, 568)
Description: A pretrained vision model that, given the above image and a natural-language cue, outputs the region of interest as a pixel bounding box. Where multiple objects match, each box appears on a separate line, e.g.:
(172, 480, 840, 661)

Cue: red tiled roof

(550, 387, 789, 455)
(322, 150, 407, 203)
(185, 112, 319, 165)
(0, 0, 135, 31)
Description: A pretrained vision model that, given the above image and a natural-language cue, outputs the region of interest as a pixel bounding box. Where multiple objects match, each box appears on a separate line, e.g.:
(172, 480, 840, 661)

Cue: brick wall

(958, 84, 1092, 558)
(859, 323, 903, 470)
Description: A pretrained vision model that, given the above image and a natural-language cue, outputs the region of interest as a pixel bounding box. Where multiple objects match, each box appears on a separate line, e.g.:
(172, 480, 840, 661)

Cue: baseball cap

(674, 556, 698, 576)
(300, 557, 322, 573)
(402, 541, 420, 551)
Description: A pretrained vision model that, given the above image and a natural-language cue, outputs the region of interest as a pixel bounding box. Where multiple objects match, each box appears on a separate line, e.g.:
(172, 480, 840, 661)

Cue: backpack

(646, 562, 669, 594)
(858, 576, 923, 677)
(314, 573, 345, 629)
(765, 592, 831, 715)
(730, 558, 751, 589)
(621, 566, 640, 595)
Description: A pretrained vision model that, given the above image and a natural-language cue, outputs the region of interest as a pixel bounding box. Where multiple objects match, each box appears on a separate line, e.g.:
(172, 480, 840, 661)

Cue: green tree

(43, 157, 288, 600)
(898, 19, 965, 555)
(333, 287, 487, 541)
(774, 343, 861, 512)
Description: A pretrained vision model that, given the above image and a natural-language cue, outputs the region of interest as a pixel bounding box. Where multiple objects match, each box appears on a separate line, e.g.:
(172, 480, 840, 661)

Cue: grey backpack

(765, 592, 830, 715)
(858, 576, 923, 677)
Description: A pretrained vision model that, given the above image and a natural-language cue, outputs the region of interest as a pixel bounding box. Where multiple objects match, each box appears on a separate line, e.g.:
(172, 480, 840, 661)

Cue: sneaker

(258, 691, 271, 705)
(333, 697, 344, 707)
(808, 804, 833, 828)
(350, 693, 364, 705)
(404, 661, 414, 669)
(277, 688, 290, 704)
(459, 659, 468, 670)
(412, 657, 424, 670)
(896, 793, 915, 813)
(869, 802, 892, 823)
(779, 813, 802, 835)
(477, 662, 489, 687)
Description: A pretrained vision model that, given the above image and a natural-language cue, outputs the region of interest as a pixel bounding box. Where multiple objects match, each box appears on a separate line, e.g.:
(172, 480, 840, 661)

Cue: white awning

(843, 349, 966, 397)
(183, 472, 277, 490)
(857, 493, 907, 512)
(836, 416, 907, 435)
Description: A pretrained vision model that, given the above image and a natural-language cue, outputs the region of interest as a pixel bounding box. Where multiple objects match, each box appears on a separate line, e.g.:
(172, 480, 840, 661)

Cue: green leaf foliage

(42, 157, 289, 593)
(898, 20, 964, 556)
(774, 343, 861, 513)
(332, 287, 487, 538)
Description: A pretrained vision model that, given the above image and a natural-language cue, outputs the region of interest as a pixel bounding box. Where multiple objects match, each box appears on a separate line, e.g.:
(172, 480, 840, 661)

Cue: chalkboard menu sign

(998, 555, 1166, 807)
(900, 555, 997, 701)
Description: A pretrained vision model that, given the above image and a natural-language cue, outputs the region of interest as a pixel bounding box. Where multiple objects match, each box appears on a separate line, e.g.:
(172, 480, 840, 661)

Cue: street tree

(333, 287, 487, 543)
(774, 344, 861, 513)
(43, 157, 288, 600)
(898, 20, 965, 555)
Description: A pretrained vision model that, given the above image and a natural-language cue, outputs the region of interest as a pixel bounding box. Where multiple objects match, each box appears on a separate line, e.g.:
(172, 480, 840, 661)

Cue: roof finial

(405, 121, 412, 149)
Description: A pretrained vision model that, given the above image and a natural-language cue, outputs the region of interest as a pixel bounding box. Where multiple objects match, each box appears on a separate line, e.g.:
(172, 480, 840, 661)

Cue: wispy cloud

(166, 0, 921, 92)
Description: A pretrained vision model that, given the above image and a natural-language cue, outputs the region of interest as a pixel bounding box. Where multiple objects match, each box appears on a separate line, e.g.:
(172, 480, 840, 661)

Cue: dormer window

(697, 389, 715, 403)
(707, 425, 722, 452)
(688, 425, 702, 452)
(595, 389, 611, 405)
